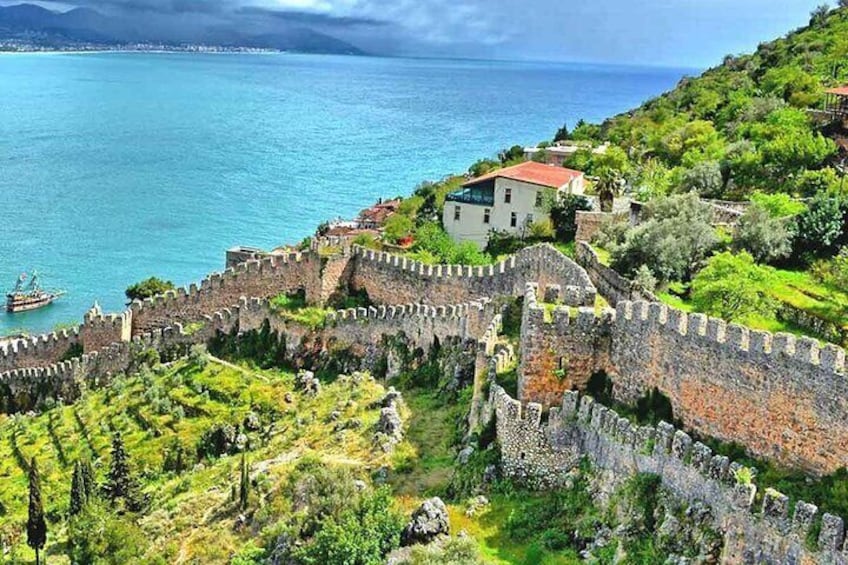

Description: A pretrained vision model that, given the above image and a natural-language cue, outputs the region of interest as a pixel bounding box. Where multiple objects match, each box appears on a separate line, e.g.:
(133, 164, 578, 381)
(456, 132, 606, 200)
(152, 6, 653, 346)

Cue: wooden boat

(5, 271, 64, 313)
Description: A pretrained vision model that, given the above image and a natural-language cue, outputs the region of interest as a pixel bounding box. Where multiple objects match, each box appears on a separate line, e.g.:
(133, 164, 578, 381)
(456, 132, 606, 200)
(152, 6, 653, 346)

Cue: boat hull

(5, 293, 58, 313)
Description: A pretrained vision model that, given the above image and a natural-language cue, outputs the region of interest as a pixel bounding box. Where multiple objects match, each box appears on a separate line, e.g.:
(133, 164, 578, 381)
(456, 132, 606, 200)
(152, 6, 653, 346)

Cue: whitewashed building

(443, 161, 585, 248)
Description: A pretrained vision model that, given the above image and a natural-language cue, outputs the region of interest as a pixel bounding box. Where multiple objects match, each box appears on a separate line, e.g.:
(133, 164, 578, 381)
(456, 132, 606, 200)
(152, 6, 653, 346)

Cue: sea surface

(0, 52, 691, 334)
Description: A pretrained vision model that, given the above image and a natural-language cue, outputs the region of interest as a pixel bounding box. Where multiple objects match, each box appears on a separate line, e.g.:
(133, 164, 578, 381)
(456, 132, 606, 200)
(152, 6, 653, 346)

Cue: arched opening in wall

(519, 452, 526, 461)
(635, 388, 676, 427)
(586, 370, 614, 406)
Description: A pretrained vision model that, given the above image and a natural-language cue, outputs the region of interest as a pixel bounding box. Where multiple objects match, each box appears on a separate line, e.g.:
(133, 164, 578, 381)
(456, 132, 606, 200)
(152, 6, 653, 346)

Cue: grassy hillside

(0, 354, 400, 563)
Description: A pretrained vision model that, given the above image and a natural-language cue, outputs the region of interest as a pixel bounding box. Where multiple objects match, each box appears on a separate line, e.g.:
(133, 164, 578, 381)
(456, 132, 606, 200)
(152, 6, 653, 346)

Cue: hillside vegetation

(0, 351, 404, 563)
(564, 6, 847, 201)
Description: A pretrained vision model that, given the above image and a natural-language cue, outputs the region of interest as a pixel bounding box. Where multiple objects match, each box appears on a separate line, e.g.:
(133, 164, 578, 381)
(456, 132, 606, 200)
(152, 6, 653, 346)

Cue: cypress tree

(80, 459, 96, 500)
(69, 461, 86, 517)
(27, 458, 47, 565)
(106, 433, 142, 511)
(239, 453, 249, 510)
(106, 433, 131, 501)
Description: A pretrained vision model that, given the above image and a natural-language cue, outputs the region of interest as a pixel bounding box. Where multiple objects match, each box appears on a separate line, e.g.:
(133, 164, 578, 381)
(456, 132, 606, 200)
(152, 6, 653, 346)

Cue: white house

(442, 161, 585, 248)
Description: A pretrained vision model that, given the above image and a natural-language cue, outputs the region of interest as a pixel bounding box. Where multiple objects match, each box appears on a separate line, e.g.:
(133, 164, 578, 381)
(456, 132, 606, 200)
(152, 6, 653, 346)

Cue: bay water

(0, 52, 689, 333)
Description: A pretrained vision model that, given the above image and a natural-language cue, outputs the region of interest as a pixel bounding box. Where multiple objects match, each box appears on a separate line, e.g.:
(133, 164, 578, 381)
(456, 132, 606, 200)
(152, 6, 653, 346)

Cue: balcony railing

(445, 188, 494, 206)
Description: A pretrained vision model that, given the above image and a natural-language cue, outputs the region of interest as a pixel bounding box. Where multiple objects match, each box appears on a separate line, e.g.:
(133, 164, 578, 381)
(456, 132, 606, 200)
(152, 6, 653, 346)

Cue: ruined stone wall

(517, 283, 848, 474)
(574, 211, 624, 242)
(130, 251, 322, 334)
(517, 283, 610, 407)
(0, 329, 82, 375)
(574, 241, 656, 306)
(493, 386, 848, 564)
(350, 243, 596, 308)
(0, 292, 498, 413)
(0, 317, 231, 414)
(79, 307, 132, 353)
(609, 300, 848, 474)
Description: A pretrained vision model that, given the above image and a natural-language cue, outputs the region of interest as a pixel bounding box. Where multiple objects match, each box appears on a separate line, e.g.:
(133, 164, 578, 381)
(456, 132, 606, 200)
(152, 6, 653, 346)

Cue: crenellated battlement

(493, 386, 848, 560)
(351, 242, 596, 308)
(129, 250, 322, 334)
(518, 282, 848, 473)
(0, 327, 82, 375)
(614, 300, 846, 376)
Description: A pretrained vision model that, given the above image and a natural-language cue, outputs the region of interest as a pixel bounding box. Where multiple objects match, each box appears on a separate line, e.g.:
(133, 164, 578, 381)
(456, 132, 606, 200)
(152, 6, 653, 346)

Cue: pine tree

(27, 458, 47, 565)
(69, 461, 87, 517)
(238, 453, 249, 510)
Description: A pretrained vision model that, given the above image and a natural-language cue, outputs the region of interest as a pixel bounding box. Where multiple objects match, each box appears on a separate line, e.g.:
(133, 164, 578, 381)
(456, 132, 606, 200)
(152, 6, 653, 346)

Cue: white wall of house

(442, 175, 584, 249)
(442, 202, 491, 248)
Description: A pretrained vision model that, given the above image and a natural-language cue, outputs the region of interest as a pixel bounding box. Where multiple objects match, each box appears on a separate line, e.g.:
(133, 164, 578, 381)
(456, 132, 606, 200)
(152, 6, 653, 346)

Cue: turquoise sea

(0, 53, 690, 334)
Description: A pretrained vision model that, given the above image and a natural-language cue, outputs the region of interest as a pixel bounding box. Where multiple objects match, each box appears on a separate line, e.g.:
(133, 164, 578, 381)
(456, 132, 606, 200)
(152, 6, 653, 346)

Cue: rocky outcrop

(401, 497, 450, 546)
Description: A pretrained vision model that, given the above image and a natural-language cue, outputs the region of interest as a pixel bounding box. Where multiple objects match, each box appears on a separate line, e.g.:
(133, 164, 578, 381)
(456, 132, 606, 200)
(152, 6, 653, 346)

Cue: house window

(454, 206, 461, 221)
(504, 188, 512, 204)
(483, 208, 491, 224)
(510, 212, 517, 227)
(527, 213, 534, 225)
(535, 191, 543, 207)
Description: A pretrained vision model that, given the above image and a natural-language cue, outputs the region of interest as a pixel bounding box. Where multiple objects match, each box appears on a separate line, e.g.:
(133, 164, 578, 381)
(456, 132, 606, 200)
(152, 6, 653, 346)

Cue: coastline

(0, 48, 286, 56)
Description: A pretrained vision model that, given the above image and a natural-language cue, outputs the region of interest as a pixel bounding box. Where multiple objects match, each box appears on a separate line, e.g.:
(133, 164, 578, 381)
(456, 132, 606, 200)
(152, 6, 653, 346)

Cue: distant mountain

(0, 3, 365, 54)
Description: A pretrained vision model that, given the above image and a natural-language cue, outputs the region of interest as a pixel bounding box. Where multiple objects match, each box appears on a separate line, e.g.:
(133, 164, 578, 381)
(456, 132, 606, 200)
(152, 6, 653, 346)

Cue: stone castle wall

(0, 293, 498, 413)
(517, 283, 610, 407)
(574, 210, 624, 243)
(518, 283, 848, 474)
(574, 241, 656, 306)
(609, 300, 848, 474)
(350, 243, 596, 308)
(493, 386, 848, 564)
(0, 329, 82, 375)
(130, 251, 322, 334)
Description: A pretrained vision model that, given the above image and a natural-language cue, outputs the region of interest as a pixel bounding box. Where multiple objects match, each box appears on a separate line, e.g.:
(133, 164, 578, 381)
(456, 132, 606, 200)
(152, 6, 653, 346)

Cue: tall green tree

(106, 433, 142, 512)
(27, 458, 47, 565)
(80, 459, 96, 500)
(70, 461, 87, 517)
(596, 169, 624, 213)
(239, 453, 249, 510)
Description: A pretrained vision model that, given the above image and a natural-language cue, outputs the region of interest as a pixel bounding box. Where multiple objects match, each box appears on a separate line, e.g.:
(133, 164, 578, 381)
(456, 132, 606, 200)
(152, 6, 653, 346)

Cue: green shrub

(732, 203, 793, 264)
(294, 487, 403, 565)
(611, 193, 719, 282)
(67, 502, 149, 564)
(792, 195, 848, 262)
(749, 191, 806, 218)
(403, 535, 484, 565)
(125, 277, 175, 302)
(549, 194, 593, 242)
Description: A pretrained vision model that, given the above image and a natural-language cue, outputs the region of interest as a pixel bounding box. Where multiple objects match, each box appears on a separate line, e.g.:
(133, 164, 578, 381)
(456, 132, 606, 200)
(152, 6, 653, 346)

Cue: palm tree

(596, 168, 624, 213)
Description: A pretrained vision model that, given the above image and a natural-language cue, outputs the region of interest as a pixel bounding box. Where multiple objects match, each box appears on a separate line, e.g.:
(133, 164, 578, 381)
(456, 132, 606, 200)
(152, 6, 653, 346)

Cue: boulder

(296, 370, 320, 396)
(377, 405, 403, 442)
(401, 497, 450, 546)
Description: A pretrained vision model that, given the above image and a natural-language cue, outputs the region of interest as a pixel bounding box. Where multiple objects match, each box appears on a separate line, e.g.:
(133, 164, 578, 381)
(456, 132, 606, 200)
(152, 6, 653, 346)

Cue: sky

(3, 0, 830, 67)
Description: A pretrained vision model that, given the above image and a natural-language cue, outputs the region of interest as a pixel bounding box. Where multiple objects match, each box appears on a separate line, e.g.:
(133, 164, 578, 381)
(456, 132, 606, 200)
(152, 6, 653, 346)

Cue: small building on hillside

(358, 199, 401, 230)
(824, 86, 848, 121)
(523, 142, 609, 166)
(443, 161, 585, 248)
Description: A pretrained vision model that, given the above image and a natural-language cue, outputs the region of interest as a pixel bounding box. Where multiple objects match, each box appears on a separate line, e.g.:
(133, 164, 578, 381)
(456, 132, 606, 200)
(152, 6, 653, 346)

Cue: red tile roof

(826, 86, 848, 96)
(464, 161, 583, 189)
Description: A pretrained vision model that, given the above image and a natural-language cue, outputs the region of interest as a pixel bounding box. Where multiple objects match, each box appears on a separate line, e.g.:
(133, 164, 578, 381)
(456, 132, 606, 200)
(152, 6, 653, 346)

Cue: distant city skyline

(0, 0, 831, 66)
